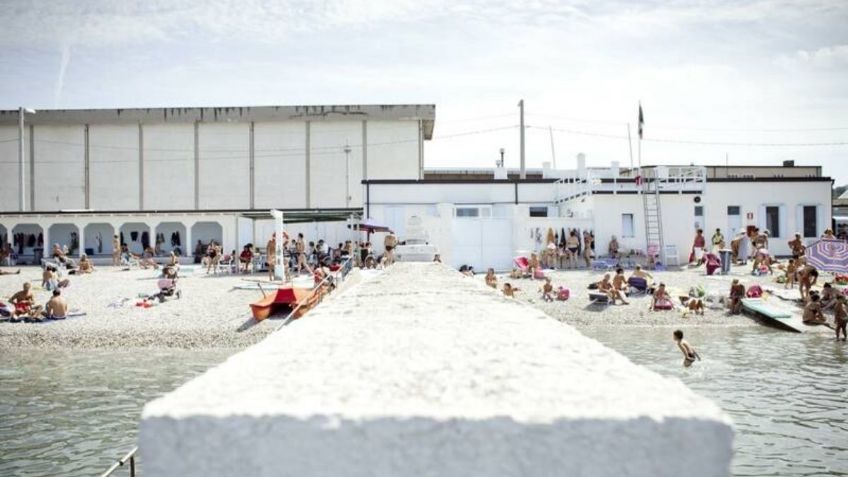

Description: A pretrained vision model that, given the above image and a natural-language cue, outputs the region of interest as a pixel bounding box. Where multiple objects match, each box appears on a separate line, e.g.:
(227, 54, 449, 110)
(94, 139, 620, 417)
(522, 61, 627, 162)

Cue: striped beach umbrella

(805, 239, 848, 273)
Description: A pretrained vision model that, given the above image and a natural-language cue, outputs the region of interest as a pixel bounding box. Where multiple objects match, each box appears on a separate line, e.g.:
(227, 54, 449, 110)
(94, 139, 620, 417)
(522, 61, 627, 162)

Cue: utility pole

(518, 99, 526, 179)
(343, 140, 352, 208)
(18, 107, 35, 211)
(548, 125, 556, 169)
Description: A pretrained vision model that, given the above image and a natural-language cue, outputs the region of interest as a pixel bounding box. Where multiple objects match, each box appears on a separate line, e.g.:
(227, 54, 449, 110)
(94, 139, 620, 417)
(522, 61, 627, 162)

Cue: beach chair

(627, 277, 649, 296)
(216, 255, 236, 274)
(591, 258, 617, 271)
(588, 292, 611, 306)
(513, 257, 531, 277)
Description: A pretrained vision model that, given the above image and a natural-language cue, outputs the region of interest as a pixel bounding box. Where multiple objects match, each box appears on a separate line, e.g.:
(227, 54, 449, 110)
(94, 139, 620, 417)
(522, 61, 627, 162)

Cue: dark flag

(638, 104, 644, 139)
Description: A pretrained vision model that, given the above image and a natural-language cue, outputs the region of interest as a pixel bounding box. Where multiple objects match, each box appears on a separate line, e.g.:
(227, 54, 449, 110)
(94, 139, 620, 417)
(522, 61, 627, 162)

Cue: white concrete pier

(140, 263, 733, 476)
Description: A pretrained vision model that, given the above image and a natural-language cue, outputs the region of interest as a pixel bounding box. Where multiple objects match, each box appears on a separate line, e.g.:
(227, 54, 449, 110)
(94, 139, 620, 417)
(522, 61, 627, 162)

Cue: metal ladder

(641, 169, 666, 265)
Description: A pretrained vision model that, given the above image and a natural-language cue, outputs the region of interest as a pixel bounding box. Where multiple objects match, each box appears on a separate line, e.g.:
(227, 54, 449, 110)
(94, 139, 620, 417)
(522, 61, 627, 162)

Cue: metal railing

(274, 256, 354, 332)
(100, 446, 137, 477)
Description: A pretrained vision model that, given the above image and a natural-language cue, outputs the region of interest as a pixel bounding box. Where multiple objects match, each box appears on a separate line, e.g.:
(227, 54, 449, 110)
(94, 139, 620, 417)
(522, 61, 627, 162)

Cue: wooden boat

(250, 286, 314, 321)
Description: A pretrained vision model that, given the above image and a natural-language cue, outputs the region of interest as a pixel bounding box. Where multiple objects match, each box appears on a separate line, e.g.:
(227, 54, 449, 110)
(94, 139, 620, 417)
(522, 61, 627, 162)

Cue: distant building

(0, 104, 434, 260)
(365, 156, 833, 270)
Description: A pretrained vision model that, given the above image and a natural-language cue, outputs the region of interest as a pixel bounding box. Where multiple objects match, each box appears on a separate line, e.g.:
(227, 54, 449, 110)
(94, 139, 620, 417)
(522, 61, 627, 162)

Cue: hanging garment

(120, 232, 125, 247)
(130, 231, 139, 242)
(27, 234, 36, 248)
(141, 231, 150, 250)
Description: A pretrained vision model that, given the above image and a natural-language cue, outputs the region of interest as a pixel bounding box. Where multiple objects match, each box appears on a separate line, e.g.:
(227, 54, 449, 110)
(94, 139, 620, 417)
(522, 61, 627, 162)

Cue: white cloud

(780, 44, 848, 68)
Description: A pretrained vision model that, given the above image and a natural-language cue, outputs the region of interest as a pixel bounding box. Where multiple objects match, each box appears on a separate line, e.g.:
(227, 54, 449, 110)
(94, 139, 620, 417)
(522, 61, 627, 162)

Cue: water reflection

(579, 326, 848, 477)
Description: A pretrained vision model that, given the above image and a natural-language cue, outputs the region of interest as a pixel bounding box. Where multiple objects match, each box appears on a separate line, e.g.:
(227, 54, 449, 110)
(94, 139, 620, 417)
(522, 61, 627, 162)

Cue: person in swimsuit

(528, 253, 540, 277)
(565, 231, 580, 269)
(711, 228, 725, 251)
(582, 231, 594, 268)
(485, 268, 497, 289)
(673, 330, 701, 367)
(384, 232, 397, 266)
(651, 282, 669, 311)
(728, 279, 745, 314)
(784, 258, 798, 289)
(9, 282, 40, 319)
(834, 294, 847, 341)
(78, 254, 94, 274)
(540, 277, 554, 302)
(788, 233, 805, 259)
(802, 294, 827, 324)
(690, 229, 706, 265)
(798, 265, 819, 302)
(502, 282, 518, 298)
(44, 289, 69, 320)
(599, 273, 628, 305)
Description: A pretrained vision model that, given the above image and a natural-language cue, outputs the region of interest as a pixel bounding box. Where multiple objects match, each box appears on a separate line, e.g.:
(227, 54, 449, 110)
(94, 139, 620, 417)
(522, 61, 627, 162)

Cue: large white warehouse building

(0, 104, 434, 259)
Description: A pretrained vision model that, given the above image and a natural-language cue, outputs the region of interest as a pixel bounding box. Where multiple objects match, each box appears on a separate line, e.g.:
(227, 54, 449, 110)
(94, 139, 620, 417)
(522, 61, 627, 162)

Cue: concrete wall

(253, 122, 306, 209)
(89, 125, 139, 210)
(139, 263, 733, 477)
(33, 125, 85, 210)
(143, 124, 195, 210)
(0, 113, 425, 213)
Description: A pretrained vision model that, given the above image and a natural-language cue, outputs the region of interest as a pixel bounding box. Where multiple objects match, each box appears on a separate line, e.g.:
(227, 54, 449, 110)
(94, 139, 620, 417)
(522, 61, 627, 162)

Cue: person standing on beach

(788, 233, 805, 259)
(384, 231, 397, 266)
(266, 234, 277, 280)
(711, 228, 725, 251)
(673, 330, 700, 367)
(111, 235, 121, 266)
(728, 279, 745, 314)
(690, 229, 706, 265)
(583, 231, 593, 268)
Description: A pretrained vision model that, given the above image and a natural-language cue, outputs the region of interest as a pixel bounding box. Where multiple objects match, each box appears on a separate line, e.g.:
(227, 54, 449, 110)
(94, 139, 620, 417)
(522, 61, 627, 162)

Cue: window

(727, 206, 740, 216)
(455, 207, 479, 218)
(766, 206, 780, 238)
(622, 213, 635, 238)
(694, 206, 704, 217)
(803, 206, 817, 238)
(694, 206, 704, 230)
(529, 206, 548, 218)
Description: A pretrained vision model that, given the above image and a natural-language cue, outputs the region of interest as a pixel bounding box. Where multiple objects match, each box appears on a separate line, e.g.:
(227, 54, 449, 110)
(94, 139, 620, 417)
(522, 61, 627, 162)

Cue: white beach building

(0, 104, 434, 262)
(364, 157, 832, 270)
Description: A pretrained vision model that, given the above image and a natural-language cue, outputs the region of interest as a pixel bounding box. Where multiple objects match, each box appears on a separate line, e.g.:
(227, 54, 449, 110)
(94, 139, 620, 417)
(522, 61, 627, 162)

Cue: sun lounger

(588, 292, 610, 306)
(627, 277, 649, 295)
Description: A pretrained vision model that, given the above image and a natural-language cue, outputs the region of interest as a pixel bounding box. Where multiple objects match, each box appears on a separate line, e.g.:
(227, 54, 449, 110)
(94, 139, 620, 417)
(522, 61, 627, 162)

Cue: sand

(0, 266, 288, 349)
(487, 264, 794, 328)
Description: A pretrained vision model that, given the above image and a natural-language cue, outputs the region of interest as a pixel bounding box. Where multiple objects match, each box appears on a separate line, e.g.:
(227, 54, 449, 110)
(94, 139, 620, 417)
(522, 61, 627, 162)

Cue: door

(727, 206, 741, 239)
(451, 216, 513, 271)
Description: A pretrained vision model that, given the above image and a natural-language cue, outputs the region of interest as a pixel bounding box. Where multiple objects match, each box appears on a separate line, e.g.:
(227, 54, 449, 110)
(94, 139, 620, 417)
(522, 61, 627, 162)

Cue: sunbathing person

(630, 265, 653, 281)
(728, 279, 745, 314)
(684, 297, 705, 316)
(802, 294, 826, 324)
(540, 277, 554, 302)
(139, 247, 159, 270)
(485, 268, 498, 289)
(78, 254, 94, 274)
(9, 282, 40, 318)
(651, 283, 670, 311)
(44, 289, 69, 320)
(798, 265, 819, 302)
(0, 268, 21, 276)
(599, 273, 628, 305)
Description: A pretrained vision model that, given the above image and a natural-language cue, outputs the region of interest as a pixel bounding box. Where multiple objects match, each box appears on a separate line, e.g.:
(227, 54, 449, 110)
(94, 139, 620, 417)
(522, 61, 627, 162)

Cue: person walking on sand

(673, 330, 701, 367)
(690, 229, 706, 265)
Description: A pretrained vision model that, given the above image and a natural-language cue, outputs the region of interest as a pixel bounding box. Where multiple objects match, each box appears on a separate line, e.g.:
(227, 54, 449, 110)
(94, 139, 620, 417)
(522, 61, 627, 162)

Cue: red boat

(250, 285, 315, 321)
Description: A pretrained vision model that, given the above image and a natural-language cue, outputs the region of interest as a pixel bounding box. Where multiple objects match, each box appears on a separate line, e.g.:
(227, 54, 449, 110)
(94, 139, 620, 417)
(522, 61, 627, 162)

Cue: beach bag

(557, 287, 570, 301)
(746, 285, 763, 298)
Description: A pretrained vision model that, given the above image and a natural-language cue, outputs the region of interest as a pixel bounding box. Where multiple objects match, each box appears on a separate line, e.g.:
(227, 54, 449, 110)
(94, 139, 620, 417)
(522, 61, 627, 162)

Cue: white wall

(34, 125, 85, 210)
(0, 125, 30, 212)
(199, 123, 249, 209)
(89, 125, 140, 210)
(143, 124, 195, 210)
(310, 121, 363, 208)
(253, 122, 306, 209)
(367, 120, 419, 180)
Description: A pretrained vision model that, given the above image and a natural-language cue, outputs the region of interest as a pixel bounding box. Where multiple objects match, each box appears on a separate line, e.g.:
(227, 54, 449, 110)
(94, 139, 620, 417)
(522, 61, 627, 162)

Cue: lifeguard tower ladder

(641, 168, 666, 265)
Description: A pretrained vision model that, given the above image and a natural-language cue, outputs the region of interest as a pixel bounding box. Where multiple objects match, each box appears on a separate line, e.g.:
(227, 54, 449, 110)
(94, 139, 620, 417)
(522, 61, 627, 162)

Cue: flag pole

(627, 123, 634, 172)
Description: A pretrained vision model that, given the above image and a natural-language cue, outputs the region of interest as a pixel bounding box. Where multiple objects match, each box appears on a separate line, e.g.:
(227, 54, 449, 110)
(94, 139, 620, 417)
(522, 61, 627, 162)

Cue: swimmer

(673, 329, 701, 367)
(485, 268, 498, 289)
(502, 282, 519, 298)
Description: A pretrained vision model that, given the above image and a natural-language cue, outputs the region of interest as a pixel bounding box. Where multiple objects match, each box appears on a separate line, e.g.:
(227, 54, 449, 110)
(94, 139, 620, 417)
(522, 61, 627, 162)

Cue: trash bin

(33, 247, 44, 266)
(719, 249, 732, 274)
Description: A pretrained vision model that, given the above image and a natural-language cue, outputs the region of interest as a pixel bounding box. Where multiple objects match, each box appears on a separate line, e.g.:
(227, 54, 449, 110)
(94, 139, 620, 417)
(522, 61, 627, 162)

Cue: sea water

(1, 328, 846, 476)
(580, 325, 848, 476)
(0, 347, 235, 476)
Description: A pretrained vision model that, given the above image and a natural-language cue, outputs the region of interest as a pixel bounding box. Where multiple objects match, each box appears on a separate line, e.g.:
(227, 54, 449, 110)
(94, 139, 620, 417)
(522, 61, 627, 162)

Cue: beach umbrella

(805, 239, 848, 273)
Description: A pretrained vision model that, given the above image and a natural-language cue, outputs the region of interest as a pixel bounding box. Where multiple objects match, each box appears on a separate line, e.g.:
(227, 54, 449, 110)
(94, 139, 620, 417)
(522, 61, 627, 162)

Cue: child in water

(802, 293, 826, 324)
(834, 295, 847, 341)
(673, 330, 701, 367)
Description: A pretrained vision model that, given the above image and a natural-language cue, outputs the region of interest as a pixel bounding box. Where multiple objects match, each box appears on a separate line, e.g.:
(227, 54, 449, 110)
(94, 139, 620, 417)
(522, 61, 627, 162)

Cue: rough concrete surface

(141, 262, 733, 477)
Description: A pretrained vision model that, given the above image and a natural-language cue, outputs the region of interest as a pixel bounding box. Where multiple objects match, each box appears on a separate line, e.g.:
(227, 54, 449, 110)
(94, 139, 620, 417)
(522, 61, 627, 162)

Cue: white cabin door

(727, 205, 742, 239)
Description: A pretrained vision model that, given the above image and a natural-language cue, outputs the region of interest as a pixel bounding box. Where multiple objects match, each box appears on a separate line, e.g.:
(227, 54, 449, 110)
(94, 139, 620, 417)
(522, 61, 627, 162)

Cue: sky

(1, 0, 847, 183)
